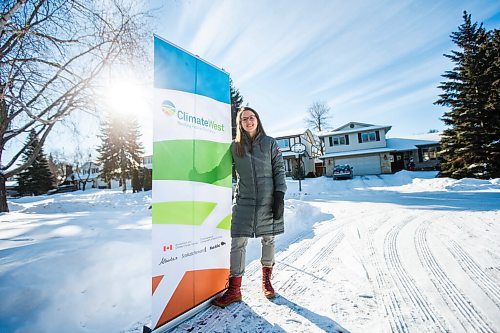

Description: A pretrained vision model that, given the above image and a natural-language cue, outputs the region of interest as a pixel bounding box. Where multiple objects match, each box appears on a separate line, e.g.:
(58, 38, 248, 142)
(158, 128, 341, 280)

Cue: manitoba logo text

(161, 100, 224, 132)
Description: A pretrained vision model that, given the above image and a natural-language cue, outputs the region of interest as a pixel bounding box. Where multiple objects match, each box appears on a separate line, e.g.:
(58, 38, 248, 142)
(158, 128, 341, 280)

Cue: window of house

(333, 136, 346, 145)
(422, 146, 439, 161)
(360, 131, 378, 143)
(276, 139, 289, 150)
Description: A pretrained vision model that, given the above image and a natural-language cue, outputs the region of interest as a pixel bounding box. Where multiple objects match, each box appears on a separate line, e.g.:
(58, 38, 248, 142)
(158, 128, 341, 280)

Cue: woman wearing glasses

(212, 106, 287, 307)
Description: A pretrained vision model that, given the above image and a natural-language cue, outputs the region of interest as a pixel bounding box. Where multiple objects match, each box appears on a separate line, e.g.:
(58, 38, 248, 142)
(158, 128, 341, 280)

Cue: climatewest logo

(161, 100, 176, 116)
(161, 100, 225, 132)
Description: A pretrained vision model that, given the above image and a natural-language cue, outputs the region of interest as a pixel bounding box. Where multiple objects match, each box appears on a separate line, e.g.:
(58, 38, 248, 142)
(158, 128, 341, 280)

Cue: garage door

(335, 155, 381, 176)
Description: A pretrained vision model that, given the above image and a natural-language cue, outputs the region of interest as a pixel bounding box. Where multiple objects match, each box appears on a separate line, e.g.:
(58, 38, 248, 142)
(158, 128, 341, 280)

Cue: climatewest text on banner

(152, 35, 232, 331)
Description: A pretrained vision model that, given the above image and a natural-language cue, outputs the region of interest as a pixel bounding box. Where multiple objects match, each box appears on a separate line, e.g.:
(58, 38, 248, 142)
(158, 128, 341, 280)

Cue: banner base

(146, 292, 225, 333)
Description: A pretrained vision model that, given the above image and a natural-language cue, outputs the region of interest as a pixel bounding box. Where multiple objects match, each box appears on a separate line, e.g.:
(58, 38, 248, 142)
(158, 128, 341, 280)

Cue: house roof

(390, 132, 442, 142)
(319, 124, 392, 137)
(319, 137, 439, 159)
(271, 128, 309, 139)
(282, 151, 300, 157)
(333, 122, 375, 131)
(386, 138, 439, 150)
(6, 180, 18, 187)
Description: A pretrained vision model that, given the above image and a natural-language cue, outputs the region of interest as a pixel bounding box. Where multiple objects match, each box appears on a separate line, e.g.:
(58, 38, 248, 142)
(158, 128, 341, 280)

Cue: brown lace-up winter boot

(262, 266, 276, 299)
(212, 276, 242, 308)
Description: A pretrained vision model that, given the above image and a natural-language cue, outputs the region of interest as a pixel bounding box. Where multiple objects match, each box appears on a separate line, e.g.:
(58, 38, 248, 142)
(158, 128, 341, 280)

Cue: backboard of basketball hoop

(290, 143, 306, 155)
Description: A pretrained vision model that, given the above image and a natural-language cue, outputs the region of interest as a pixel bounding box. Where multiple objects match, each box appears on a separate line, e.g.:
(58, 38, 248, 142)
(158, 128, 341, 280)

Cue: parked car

(333, 164, 353, 180)
(47, 184, 78, 195)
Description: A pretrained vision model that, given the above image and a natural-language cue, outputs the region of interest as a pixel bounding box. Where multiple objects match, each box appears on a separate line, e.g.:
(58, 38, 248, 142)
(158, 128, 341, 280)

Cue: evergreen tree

(230, 78, 244, 139)
(131, 169, 141, 193)
(143, 168, 152, 191)
(435, 12, 499, 179)
(16, 131, 55, 196)
(483, 29, 500, 177)
(97, 115, 144, 191)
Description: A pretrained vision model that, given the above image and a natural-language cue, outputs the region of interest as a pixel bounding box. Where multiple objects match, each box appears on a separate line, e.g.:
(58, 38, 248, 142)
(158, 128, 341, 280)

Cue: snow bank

(380, 172, 500, 192)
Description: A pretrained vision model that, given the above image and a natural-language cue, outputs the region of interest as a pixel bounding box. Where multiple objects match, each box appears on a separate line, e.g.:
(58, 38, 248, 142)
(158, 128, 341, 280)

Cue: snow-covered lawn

(1, 171, 499, 333)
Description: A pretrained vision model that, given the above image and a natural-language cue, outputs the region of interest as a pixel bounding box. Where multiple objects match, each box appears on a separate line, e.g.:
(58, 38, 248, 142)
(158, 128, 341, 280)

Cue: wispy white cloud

(153, 0, 500, 138)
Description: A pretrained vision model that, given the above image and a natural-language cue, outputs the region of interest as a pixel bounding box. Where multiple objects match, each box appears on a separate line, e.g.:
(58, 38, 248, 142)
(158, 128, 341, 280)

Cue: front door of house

(391, 153, 405, 173)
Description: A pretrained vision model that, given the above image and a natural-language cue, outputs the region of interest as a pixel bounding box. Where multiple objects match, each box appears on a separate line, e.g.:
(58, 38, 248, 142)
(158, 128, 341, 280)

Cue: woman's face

(241, 110, 258, 137)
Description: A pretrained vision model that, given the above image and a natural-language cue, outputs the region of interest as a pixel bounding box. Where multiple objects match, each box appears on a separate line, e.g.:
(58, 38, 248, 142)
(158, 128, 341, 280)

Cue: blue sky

(151, 0, 499, 138)
(4, 0, 499, 164)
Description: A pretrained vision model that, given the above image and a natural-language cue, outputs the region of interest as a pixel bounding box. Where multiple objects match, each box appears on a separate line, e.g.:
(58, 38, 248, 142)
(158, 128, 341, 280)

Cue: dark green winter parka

(231, 133, 287, 238)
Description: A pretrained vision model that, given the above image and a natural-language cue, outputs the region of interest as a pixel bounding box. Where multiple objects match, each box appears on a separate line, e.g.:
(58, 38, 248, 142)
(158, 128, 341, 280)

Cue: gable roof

(319, 123, 392, 137)
(271, 128, 309, 138)
(333, 122, 375, 131)
(271, 128, 316, 144)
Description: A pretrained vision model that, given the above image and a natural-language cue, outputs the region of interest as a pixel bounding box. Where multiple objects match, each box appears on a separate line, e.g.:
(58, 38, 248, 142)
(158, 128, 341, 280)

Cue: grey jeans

(230, 235, 275, 277)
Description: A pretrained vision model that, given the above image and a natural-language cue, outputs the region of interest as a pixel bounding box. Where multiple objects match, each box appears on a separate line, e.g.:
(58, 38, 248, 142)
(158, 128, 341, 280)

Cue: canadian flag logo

(163, 244, 173, 251)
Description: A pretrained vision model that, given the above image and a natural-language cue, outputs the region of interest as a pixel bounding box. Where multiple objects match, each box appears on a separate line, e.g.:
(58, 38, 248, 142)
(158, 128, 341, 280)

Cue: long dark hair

(234, 106, 266, 157)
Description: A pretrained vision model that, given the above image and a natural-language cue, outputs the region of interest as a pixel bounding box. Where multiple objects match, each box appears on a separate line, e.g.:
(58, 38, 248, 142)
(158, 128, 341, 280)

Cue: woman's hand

(273, 191, 285, 220)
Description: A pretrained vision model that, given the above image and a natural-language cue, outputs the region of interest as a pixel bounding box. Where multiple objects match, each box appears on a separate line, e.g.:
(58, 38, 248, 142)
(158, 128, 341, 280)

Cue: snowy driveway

(173, 172, 500, 333)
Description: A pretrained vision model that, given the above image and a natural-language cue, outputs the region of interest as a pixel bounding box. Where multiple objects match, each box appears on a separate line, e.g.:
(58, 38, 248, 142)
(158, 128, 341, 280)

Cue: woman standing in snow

(212, 106, 287, 308)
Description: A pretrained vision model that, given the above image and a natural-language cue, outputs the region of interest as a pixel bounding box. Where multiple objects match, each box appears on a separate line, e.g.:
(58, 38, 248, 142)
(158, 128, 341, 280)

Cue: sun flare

(102, 74, 150, 118)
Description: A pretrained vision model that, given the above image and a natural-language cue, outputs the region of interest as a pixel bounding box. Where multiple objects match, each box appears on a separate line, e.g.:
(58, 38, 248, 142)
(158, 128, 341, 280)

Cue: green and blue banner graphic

(152, 36, 231, 330)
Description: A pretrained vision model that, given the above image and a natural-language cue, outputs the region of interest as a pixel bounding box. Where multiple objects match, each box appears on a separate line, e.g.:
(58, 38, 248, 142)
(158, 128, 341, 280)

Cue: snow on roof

(282, 151, 300, 157)
(270, 128, 308, 138)
(6, 180, 18, 187)
(333, 122, 375, 131)
(386, 138, 439, 150)
(391, 132, 442, 142)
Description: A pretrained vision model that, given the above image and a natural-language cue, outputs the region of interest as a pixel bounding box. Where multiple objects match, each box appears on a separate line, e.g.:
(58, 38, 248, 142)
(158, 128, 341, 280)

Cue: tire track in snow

(246, 202, 347, 294)
(383, 218, 448, 332)
(276, 225, 344, 294)
(366, 217, 409, 333)
(308, 230, 344, 270)
(415, 222, 496, 333)
(447, 239, 500, 310)
(272, 203, 363, 294)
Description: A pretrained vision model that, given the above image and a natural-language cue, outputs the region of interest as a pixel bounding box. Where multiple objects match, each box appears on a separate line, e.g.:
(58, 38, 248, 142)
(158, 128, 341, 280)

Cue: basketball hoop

(290, 143, 306, 155)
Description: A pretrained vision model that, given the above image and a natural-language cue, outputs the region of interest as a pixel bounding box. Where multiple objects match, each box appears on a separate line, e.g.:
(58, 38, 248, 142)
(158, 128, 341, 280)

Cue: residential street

(1, 172, 499, 332)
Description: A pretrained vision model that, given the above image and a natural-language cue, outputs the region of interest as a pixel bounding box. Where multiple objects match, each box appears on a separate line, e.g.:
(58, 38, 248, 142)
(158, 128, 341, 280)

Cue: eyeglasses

(241, 115, 256, 123)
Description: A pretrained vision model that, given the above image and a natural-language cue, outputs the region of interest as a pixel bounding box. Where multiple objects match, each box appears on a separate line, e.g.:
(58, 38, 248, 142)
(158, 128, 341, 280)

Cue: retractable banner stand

(151, 36, 232, 331)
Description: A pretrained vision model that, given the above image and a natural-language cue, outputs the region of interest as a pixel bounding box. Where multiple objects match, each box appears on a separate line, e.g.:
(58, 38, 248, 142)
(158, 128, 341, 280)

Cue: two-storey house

(271, 128, 320, 177)
(319, 122, 440, 176)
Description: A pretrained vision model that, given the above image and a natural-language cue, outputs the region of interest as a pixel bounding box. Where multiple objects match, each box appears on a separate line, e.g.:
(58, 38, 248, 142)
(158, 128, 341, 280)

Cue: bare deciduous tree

(0, 0, 150, 212)
(305, 101, 332, 132)
(305, 101, 332, 155)
(47, 150, 71, 185)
